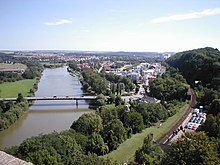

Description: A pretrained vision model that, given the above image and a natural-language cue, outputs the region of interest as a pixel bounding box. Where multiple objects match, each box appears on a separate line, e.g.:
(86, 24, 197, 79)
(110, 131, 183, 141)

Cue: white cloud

(151, 8, 220, 23)
(44, 19, 72, 26)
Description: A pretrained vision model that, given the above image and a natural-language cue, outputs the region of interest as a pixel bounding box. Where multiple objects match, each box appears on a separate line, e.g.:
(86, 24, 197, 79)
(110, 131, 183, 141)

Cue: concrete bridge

(0, 96, 97, 107)
(0, 96, 97, 101)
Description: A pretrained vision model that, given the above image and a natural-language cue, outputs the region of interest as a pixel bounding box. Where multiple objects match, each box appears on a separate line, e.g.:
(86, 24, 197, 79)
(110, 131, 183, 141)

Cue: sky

(0, 0, 220, 52)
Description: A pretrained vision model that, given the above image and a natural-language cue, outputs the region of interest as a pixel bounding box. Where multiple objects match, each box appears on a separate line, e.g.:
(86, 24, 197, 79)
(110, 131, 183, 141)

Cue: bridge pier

(76, 100, 78, 107)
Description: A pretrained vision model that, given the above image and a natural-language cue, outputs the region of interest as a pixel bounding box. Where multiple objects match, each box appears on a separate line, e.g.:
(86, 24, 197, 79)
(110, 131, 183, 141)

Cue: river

(0, 66, 92, 149)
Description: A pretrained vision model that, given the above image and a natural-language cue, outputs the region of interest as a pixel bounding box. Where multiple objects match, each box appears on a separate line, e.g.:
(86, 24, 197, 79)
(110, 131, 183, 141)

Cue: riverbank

(0, 100, 29, 132)
(102, 103, 188, 163)
(67, 67, 83, 79)
(0, 66, 90, 149)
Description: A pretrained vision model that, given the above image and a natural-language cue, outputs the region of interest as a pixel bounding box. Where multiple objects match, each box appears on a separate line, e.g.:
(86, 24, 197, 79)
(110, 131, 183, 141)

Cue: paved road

(157, 88, 196, 144)
(0, 96, 97, 101)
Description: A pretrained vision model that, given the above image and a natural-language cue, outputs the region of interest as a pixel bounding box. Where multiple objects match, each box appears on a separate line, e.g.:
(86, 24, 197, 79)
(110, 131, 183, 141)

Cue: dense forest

(167, 47, 220, 87)
(164, 47, 220, 164)
(167, 47, 220, 111)
(149, 68, 188, 102)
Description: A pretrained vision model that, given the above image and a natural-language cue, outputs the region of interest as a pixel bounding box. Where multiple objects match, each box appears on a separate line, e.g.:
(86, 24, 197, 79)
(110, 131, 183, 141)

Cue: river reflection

(0, 67, 92, 149)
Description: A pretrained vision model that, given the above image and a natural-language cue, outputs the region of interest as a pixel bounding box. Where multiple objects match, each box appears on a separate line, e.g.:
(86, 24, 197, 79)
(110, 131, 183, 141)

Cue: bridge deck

(0, 96, 97, 101)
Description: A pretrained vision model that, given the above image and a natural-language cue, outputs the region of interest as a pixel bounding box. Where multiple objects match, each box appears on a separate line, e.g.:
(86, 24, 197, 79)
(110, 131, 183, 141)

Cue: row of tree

(0, 72, 23, 83)
(102, 72, 135, 93)
(22, 61, 44, 79)
(0, 61, 44, 83)
(81, 68, 109, 95)
(68, 64, 135, 96)
(0, 94, 28, 131)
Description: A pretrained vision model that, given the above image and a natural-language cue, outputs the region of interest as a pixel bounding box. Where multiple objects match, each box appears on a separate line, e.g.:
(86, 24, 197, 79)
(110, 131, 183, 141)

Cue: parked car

(187, 123, 193, 129)
(192, 124, 197, 130)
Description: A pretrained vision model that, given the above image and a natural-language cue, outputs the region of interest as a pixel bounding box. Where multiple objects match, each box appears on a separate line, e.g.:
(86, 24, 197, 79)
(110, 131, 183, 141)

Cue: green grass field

(0, 79, 36, 98)
(102, 103, 188, 163)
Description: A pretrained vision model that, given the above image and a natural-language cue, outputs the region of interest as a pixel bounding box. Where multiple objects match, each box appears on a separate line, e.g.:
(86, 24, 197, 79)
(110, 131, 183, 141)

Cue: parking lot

(185, 111, 206, 131)
(170, 108, 206, 142)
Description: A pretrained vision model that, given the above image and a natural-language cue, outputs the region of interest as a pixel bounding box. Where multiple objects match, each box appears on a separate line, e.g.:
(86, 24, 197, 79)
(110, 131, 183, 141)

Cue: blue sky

(0, 0, 220, 52)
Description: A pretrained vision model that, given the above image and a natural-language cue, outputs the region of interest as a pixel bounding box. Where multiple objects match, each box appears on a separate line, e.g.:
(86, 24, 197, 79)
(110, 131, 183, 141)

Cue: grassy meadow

(0, 79, 36, 98)
(103, 103, 188, 163)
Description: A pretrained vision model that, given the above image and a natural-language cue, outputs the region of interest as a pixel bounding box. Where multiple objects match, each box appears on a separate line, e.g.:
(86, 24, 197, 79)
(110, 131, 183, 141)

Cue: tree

(134, 102, 168, 126)
(135, 134, 163, 165)
(81, 68, 109, 95)
(123, 111, 145, 133)
(102, 119, 127, 151)
(71, 153, 114, 165)
(167, 47, 220, 86)
(60, 129, 89, 152)
(16, 93, 25, 103)
(108, 94, 116, 104)
(162, 132, 220, 165)
(210, 99, 220, 115)
(69, 62, 78, 70)
(16, 132, 83, 165)
(95, 94, 107, 108)
(71, 113, 103, 135)
(115, 96, 125, 106)
(0, 100, 6, 112)
(87, 133, 109, 155)
(201, 113, 220, 138)
(24, 147, 61, 165)
(5, 101, 14, 112)
(149, 72, 188, 101)
(97, 105, 118, 125)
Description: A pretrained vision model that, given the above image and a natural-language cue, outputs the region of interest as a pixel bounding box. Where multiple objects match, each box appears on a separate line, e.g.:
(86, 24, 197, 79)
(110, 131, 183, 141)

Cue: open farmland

(0, 63, 27, 70)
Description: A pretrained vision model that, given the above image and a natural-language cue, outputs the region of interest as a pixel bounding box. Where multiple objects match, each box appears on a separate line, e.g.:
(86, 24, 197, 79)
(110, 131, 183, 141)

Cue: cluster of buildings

(106, 62, 166, 86)
(75, 61, 165, 95)
(13, 52, 103, 62)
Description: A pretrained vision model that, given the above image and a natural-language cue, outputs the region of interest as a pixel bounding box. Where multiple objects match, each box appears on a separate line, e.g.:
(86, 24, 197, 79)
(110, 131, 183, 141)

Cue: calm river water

(0, 66, 92, 149)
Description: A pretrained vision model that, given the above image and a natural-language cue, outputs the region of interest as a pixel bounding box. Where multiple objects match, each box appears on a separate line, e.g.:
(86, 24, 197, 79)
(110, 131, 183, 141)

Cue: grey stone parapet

(0, 151, 33, 165)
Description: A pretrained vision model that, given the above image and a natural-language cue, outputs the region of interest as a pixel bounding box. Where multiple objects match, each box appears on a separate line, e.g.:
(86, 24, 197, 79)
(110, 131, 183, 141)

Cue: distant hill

(63, 50, 164, 57)
(166, 47, 220, 87)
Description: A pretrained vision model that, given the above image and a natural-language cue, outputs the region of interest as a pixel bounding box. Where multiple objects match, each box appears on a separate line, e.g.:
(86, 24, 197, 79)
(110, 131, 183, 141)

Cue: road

(0, 96, 97, 101)
(157, 88, 196, 144)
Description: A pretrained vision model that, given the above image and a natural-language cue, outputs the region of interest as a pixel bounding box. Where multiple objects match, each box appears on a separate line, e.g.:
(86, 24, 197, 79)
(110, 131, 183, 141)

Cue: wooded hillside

(167, 47, 220, 88)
